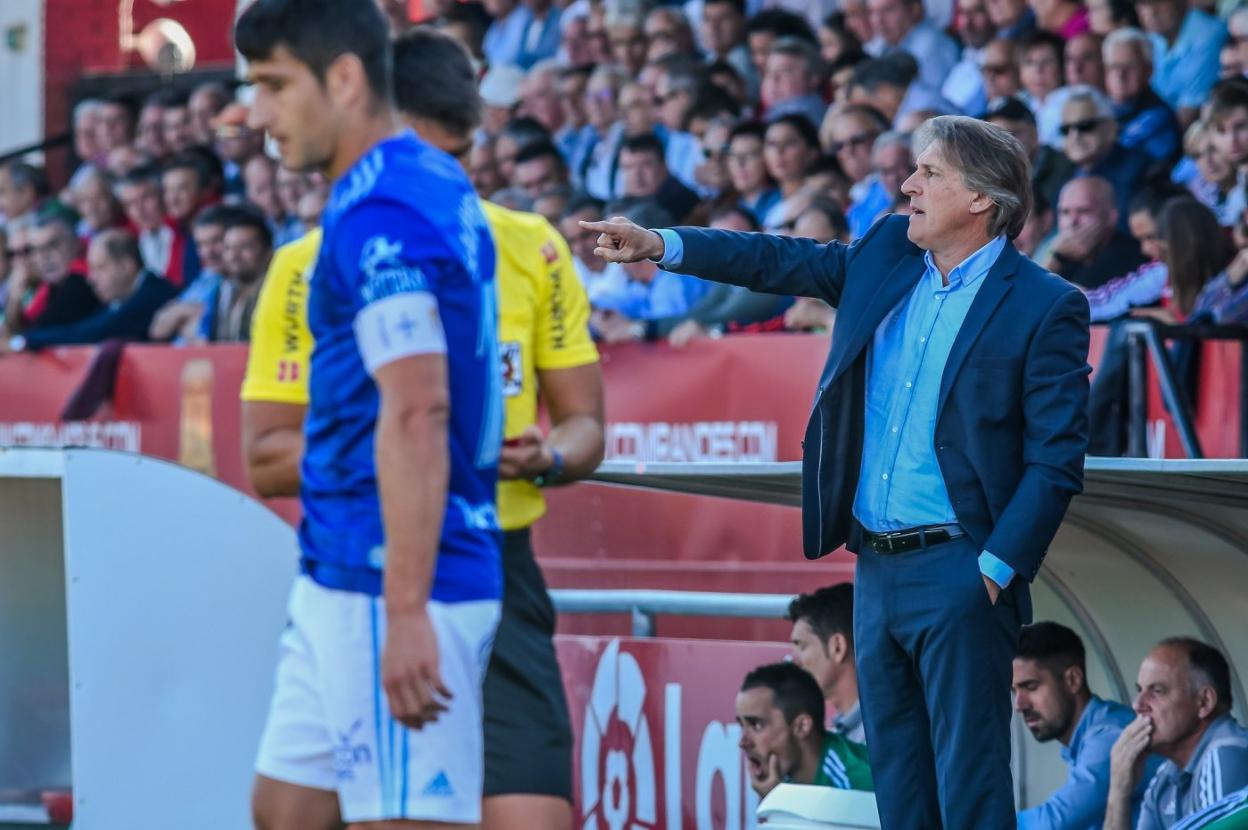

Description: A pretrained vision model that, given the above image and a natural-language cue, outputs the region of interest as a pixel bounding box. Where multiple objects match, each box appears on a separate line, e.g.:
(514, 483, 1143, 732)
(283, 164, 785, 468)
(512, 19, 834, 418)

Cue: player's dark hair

(788, 583, 854, 651)
(393, 27, 482, 138)
(1017, 622, 1087, 676)
(741, 662, 826, 731)
(1159, 637, 1233, 713)
(235, 0, 392, 104)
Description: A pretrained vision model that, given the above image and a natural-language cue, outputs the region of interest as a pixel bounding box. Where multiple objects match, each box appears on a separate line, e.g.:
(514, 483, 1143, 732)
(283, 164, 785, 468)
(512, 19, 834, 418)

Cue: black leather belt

(864, 523, 965, 554)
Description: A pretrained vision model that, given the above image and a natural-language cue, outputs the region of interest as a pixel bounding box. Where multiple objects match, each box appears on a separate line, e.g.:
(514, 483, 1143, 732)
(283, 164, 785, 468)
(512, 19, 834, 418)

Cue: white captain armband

(353, 292, 446, 375)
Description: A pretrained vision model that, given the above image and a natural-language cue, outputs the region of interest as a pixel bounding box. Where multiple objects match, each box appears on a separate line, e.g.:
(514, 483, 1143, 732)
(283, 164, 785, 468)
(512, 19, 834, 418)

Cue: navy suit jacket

(669, 215, 1091, 587)
(24, 271, 179, 350)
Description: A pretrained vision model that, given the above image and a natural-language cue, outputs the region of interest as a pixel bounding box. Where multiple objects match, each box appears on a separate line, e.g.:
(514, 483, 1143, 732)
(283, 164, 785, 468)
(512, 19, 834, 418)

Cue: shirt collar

(1062, 696, 1105, 763)
(834, 701, 863, 733)
(1181, 714, 1234, 775)
(922, 234, 1007, 290)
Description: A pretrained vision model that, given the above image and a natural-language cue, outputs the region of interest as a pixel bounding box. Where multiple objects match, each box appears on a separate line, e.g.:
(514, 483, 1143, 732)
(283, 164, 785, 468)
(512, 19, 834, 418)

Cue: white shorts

(256, 575, 501, 824)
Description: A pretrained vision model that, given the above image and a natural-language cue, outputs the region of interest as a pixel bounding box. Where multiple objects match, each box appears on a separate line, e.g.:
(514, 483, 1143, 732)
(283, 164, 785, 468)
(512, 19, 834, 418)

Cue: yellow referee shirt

(242, 206, 598, 531)
(241, 227, 320, 406)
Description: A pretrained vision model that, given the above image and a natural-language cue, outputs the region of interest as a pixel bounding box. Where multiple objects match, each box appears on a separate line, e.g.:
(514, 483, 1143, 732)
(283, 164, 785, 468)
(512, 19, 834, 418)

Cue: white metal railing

(549, 588, 793, 636)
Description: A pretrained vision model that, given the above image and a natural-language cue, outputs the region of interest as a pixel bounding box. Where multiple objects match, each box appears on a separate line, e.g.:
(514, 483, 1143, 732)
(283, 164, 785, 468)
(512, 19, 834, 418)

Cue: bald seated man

(1039, 176, 1146, 290)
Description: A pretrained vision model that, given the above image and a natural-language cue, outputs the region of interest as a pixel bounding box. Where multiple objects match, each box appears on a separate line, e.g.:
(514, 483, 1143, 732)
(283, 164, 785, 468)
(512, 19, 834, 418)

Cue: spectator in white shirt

(943, 0, 999, 115)
(865, 0, 960, 94)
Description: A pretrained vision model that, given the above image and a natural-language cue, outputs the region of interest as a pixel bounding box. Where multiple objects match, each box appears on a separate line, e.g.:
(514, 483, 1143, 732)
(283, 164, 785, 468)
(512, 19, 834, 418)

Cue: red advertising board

(557, 636, 789, 830)
(0, 328, 1234, 637)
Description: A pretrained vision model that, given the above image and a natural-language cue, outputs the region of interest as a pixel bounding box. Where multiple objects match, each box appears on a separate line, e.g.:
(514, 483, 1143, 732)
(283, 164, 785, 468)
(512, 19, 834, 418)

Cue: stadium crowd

(754, 584, 1248, 828)
(0, 0, 1245, 825)
(4, 0, 1248, 448)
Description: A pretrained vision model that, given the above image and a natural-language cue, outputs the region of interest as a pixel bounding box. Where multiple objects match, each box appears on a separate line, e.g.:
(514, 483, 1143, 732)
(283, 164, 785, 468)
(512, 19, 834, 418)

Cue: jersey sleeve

(532, 220, 599, 372)
(333, 202, 454, 376)
(241, 237, 316, 404)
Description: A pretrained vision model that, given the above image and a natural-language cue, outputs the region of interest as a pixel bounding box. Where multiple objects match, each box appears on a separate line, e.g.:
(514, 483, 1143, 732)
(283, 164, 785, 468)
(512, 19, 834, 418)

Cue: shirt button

(905, 381, 912, 389)
(919, 336, 926, 343)
(882, 473, 889, 481)
(892, 426, 899, 433)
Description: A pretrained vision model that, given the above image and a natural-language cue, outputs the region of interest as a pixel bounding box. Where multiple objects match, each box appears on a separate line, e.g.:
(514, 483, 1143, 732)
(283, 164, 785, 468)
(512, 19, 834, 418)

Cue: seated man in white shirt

(864, 0, 960, 93)
(942, 0, 998, 115)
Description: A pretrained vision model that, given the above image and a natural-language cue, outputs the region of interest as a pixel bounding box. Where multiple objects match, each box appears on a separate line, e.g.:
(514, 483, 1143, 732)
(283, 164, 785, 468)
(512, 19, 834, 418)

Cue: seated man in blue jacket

(5, 228, 178, 353)
(1014, 621, 1161, 829)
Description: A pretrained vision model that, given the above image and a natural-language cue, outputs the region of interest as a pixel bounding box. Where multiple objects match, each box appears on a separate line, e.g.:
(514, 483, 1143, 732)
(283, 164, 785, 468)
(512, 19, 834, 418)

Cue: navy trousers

(854, 535, 1022, 830)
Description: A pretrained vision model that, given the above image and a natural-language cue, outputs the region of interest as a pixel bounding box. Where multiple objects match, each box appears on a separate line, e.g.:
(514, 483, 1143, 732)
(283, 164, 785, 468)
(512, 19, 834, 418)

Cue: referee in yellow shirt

(240, 29, 604, 830)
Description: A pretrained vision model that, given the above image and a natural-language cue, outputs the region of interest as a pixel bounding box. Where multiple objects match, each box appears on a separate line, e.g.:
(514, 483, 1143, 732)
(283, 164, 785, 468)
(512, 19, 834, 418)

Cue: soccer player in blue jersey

(236, 2, 502, 828)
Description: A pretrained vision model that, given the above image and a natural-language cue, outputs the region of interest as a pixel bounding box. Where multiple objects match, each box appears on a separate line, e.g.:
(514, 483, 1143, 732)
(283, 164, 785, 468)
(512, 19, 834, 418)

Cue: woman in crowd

(761, 114, 822, 229)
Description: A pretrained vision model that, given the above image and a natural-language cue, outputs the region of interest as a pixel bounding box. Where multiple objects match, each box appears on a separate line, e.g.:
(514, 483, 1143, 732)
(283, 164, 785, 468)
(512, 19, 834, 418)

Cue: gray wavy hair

(911, 115, 1033, 240)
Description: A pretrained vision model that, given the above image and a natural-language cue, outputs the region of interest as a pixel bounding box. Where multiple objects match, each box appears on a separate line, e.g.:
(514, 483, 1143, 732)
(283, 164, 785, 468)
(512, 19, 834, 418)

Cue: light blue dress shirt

(482, 7, 529, 70)
(1149, 9, 1227, 111)
(1019, 696, 1161, 830)
(596, 252, 710, 322)
(655, 230, 1015, 587)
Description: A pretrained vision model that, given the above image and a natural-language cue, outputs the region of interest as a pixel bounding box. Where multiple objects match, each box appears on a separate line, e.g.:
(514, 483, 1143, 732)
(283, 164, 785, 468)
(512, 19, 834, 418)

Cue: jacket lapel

(832, 253, 926, 380)
(937, 243, 1020, 414)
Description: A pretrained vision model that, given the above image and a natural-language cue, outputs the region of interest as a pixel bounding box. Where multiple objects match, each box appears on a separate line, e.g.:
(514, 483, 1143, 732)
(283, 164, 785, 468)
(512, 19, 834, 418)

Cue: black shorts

(483, 527, 574, 799)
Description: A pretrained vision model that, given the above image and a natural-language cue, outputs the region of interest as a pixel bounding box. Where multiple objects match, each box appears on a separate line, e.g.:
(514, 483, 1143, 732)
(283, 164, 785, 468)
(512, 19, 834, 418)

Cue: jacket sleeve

(668, 215, 896, 308)
(983, 287, 1092, 581)
(23, 309, 118, 349)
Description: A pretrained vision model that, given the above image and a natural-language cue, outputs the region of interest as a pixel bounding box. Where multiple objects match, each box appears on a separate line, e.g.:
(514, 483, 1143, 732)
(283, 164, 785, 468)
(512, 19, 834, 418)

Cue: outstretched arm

(580, 215, 895, 308)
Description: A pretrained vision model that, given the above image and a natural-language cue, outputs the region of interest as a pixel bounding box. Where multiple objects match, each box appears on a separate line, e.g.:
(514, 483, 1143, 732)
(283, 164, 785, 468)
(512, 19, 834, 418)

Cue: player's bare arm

(243, 400, 306, 498)
(374, 352, 452, 730)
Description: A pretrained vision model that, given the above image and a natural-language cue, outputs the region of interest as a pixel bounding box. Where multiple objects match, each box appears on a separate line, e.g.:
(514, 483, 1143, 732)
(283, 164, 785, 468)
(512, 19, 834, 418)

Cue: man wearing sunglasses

(1060, 86, 1151, 228)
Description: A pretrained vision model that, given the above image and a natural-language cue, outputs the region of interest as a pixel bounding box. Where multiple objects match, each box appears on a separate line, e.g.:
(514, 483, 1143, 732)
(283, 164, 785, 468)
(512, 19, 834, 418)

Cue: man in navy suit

(583, 115, 1091, 829)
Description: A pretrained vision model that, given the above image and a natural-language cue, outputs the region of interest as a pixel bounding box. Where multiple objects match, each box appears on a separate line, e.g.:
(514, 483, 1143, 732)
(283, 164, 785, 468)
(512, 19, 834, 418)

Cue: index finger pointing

(579, 219, 615, 232)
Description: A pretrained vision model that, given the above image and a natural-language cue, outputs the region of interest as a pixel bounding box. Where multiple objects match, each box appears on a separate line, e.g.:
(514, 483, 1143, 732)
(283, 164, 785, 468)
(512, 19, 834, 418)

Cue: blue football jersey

(299, 131, 502, 603)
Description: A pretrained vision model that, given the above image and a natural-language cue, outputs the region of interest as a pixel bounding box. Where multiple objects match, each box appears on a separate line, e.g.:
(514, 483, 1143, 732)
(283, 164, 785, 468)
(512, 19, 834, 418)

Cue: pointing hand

(579, 216, 667, 264)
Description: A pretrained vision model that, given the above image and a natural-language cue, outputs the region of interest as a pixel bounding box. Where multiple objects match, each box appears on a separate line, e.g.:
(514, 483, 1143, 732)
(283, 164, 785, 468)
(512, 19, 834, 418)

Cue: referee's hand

(383, 609, 452, 730)
(579, 217, 666, 264)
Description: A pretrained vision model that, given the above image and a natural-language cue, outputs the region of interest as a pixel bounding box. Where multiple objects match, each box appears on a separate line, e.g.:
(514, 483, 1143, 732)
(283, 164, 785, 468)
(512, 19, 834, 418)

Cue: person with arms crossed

(584, 115, 1092, 829)
(237, 2, 503, 828)
(240, 25, 605, 830)
(1013, 621, 1160, 829)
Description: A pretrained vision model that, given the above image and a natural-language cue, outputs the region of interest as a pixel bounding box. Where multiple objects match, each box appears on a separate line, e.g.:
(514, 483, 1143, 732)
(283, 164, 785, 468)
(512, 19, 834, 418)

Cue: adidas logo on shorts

(422, 770, 455, 798)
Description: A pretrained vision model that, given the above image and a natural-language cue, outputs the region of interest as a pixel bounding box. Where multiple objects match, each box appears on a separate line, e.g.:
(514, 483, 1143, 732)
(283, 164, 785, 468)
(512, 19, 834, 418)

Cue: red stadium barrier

(0, 330, 1239, 637)
(557, 635, 788, 830)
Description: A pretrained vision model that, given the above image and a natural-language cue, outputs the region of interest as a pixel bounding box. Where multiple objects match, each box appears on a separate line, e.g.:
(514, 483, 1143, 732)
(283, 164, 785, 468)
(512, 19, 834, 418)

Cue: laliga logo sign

(581, 639, 658, 830)
(580, 639, 760, 830)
